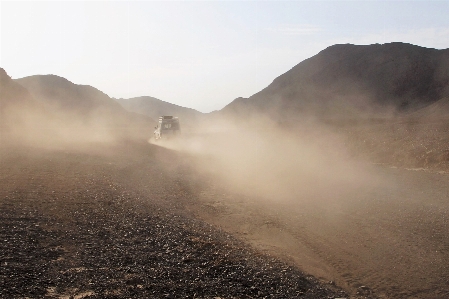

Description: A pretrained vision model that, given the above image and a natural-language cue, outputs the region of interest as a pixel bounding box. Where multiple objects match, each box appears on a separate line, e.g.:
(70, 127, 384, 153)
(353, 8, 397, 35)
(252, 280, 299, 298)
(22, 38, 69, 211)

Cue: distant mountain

(1, 68, 36, 109)
(16, 75, 126, 117)
(0, 68, 42, 129)
(115, 96, 203, 125)
(222, 43, 449, 120)
(14, 74, 154, 141)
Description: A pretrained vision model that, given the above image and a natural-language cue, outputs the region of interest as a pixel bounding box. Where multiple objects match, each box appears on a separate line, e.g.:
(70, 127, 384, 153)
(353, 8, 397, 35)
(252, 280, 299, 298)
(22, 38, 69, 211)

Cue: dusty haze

(1, 92, 150, 154)
(150, 115, 386, 208)
(2, 44, 449, 297)
(149, 114, 449, 298)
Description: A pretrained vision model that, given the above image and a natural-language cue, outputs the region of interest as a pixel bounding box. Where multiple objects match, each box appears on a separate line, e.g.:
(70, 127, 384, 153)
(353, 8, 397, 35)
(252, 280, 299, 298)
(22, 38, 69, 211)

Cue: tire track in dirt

(187, 164, 449, 299)
(1, 144, 349, 298)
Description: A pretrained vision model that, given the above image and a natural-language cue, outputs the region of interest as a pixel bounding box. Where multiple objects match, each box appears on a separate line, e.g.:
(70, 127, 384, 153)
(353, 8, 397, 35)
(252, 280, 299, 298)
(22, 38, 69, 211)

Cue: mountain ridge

(6, 72, 155, 143)
(15, 75, 126, 116)
(115, 96, 202, 123)
(222, 42, 449, 120)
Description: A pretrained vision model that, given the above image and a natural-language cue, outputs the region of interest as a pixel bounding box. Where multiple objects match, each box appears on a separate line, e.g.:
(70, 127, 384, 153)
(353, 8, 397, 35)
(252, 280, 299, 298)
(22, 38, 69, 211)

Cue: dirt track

(151, 120, 449, 299)
(189, 165, 449, 299)
(1, 137, 448, 299)
(0, 142, 347, 299)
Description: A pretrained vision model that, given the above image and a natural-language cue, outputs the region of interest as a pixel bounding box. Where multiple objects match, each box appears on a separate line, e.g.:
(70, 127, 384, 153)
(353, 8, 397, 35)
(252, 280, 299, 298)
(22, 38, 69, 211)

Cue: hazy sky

(1, 1, 448, 112)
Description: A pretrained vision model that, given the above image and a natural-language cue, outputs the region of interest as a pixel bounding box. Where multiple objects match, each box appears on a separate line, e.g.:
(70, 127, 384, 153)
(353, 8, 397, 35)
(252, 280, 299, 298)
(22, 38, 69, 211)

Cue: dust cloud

(152, 114, 449, 299)
(1, 95, 146, 154)
(151, 114, 385, 208)
(2, 107, 115, 152)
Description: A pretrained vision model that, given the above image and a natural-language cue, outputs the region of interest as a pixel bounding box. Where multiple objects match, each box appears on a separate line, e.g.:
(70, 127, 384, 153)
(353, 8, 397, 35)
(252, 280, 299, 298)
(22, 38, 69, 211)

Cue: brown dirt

(2, 117, 448, 299)
(333, 118, 449, 171)
(183, 119, 449, 299)
(0, 142, 346, 299)
(188, 166, 449, 299)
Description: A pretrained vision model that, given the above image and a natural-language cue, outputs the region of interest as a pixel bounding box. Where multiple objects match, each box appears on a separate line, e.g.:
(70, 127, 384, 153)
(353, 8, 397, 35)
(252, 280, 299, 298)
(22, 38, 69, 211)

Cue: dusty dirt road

(166, 118, 449, 299)
(187, 154, 449, 299)
(1, 134, 448, 299)
(0, 142, 347, 299)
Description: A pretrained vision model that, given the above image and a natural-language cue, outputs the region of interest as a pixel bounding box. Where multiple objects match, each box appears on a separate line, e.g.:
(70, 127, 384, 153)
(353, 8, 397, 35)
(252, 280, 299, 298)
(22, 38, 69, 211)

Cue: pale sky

(1, 1, 448, 112)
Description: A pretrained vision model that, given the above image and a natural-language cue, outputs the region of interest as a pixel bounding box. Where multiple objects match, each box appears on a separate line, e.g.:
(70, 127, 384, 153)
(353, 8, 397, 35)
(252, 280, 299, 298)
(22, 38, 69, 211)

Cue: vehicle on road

(154, 116, 180, 140)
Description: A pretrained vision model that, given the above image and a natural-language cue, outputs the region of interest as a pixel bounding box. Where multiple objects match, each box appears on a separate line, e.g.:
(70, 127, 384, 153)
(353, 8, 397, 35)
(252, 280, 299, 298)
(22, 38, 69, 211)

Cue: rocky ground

(180, 118, 449, 299)
(0, 142, 348, 299)
(333, 118, 449, 171)
(2, 116, 448, 299)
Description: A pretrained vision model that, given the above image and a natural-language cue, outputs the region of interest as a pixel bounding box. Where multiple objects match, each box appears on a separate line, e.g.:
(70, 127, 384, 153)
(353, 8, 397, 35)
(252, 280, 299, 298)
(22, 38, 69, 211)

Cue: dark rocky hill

(0, 68, 34, 106)
(16, 75, 130, 119)
(15, 74, 154, 140)
(0, 68, 43, 130)
(222, 43, 449, 121)
(115, 96, 203, 125)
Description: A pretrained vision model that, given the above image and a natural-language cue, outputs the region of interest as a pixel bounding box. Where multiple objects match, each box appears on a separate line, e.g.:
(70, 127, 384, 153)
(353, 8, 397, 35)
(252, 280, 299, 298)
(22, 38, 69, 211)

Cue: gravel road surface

(0, 142, 348, 299)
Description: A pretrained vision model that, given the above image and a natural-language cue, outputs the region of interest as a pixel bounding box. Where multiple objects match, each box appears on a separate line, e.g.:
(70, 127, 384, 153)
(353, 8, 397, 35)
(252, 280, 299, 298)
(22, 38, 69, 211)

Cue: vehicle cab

(154, 116, 180, 140)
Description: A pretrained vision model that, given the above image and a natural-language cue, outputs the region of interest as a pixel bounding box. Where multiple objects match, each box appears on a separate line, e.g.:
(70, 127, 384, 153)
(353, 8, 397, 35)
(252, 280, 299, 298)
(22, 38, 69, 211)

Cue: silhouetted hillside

(15, 75, 151, 125)
(1, 68, 31, 101)
(115, 96, 203, 124)
(1, 68, 36, 110)
(15, 75, 154, 136)
(0, 68, 43, 129)
(16, 75, 128, 118)
(222, 43, 449, 120)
